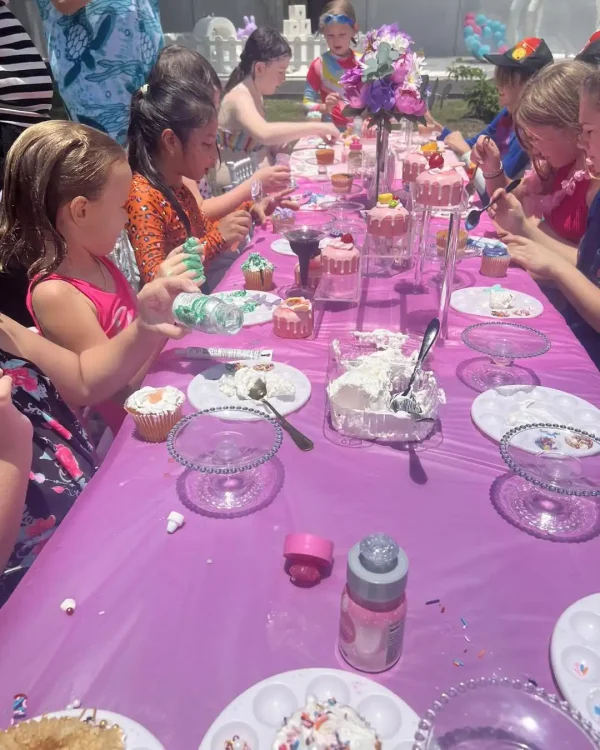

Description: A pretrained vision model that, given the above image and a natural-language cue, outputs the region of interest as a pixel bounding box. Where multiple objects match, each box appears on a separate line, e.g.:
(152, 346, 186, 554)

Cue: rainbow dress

(303, 50, 356, 130)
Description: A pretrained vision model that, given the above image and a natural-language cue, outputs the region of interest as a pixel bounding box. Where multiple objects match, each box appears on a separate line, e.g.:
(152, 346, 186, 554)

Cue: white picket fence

(164, 32, 367, 78)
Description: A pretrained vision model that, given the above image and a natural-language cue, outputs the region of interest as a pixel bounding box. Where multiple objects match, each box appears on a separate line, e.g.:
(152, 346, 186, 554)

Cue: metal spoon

(391, 318, 441, 414)
(464, 178, 521, 231)
(248, 380, 314, 452)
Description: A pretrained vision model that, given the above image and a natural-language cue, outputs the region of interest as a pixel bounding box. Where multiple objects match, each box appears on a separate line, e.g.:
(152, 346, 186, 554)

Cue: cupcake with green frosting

(241, 253, 275, 291)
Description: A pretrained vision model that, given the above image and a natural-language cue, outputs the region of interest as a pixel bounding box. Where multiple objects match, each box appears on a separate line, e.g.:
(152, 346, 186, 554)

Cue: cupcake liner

(126, 404, 184, 442)
(244, 269, 274, 291)
(480, 256, 510, 278)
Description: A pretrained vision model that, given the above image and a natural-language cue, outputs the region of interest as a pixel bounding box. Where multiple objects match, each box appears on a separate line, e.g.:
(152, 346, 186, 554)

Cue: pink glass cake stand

(461, 322, 551, 391)
(167, 406, 283, 517)
(413, 676, 600, 749)
(496, 423, 600, 542)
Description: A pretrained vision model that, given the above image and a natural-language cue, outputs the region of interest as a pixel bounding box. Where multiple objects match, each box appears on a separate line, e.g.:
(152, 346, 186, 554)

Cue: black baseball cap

(576, 32, 600, 65)
(484, 37, 554, 72)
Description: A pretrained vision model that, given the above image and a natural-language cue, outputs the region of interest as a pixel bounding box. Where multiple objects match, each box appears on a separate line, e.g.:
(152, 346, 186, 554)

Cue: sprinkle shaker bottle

(172, 293, 243, 335)
(338, 533, 408, 673)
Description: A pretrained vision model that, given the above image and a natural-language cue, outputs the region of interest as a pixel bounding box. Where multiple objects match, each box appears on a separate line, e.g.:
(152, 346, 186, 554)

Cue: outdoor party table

(0, 181, 599, 748)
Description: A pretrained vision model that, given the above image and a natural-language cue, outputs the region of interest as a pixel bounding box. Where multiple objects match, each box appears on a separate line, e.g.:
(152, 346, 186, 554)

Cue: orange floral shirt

(126, 173, 251, 284)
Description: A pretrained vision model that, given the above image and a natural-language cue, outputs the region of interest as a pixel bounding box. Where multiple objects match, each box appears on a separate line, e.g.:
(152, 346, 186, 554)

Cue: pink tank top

(26, 258, 137, 433)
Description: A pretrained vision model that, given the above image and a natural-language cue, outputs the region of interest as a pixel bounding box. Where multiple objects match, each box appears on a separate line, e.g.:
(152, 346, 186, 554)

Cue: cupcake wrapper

(127, 404, 184, 442)
(244, 269, 273, 291)
(480, 256, 509, 278)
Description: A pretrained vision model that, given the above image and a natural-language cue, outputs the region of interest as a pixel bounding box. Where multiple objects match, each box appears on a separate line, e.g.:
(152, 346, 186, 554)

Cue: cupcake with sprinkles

(241, 253, 275, 291)
(272, 695, 381, 750)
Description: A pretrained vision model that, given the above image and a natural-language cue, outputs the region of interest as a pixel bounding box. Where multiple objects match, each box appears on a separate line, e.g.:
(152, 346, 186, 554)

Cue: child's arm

(0, 277, 196, 407)
(230, 86, 340, 146)
(200, 165, 291, 221)
(0, 373, 32, 573)
(304, 60, 325, 116)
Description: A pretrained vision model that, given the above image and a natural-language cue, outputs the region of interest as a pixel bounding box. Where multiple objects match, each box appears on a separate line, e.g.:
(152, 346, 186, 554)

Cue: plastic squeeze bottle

(338, 532, 408, 673)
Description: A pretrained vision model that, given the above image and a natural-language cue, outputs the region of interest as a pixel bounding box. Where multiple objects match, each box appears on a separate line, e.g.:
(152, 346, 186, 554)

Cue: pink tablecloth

(0, 196, 599, 748)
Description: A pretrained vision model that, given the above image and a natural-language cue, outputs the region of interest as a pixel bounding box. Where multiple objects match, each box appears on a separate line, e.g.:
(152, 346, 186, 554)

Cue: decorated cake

(241, 253, 274, 291)
(272, 207, 296, 234)
(273, 297, 313, 339)
(402, 151, 428, 183)
(414, 167, 464, 207)
(0, 716, 125, 749)
(295, 255, 323, 289)
(219, 364, 296, 400)
(125, 386, 186, 442)
(436, 229, 468, 257)
(272, 695, 381, 750)
(327, 331, 445, 441)
(366, 194, 409, 238)
(320, 233, 360, 275)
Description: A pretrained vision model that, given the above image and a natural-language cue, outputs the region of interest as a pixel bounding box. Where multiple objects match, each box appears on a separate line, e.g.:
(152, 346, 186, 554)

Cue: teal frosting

(241, 253, 275, 273)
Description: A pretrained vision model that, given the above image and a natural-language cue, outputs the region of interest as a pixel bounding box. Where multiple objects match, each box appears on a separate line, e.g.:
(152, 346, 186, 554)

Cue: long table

(0, 187, 599, 748)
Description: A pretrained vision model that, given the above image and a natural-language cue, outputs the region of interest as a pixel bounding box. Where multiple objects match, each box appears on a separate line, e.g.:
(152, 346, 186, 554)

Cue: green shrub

(447, 61, 500, 123)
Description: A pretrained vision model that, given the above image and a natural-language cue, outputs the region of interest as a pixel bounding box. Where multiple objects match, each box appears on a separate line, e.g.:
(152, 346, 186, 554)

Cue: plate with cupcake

(198, 667, 419, 750)
(213, 289, 281, 327)
(187, 360, 311, 421)
(1, 707, 164, 748)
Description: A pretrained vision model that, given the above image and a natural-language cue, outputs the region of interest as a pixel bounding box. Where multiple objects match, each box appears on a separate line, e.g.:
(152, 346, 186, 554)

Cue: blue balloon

(500, 23, 507, 33)
(493, 31, 504, 43)
(490, 20, 501, 31)
(466, 37, 480, 52)
(479, 44, 491, 56)
(476, 14, 486, 24)
(464, 25, 475, 36)
(482, 26, 493, 39)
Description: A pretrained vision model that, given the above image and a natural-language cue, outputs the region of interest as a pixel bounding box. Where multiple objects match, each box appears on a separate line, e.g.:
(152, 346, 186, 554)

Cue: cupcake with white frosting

(125, 386, 185, 442)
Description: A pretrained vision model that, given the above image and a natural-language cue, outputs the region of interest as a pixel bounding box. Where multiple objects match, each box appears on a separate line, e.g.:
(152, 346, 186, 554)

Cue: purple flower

(344, 82, 369, 109)
(367, 79, 396, 113)
(340, 65, 363, 88)
(395, 89, 427, 117)
(391, 59, 408, 85)
(379, 23, 400, 37)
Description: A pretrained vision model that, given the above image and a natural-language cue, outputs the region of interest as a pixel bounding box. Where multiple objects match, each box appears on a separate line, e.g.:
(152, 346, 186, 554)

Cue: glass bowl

(496, 423, 600, 541)
(167, 407, 283, 516)
(320, 199, 364, 217)
(413, 676, 600, 749)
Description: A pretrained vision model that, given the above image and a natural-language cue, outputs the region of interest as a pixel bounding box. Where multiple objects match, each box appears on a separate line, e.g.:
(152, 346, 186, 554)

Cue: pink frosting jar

(338, 533, 408, 673)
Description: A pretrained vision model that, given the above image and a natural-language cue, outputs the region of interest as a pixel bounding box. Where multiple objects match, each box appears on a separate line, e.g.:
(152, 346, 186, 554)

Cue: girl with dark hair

(126, 76, 296, 288)
(217, 27, 339, 187)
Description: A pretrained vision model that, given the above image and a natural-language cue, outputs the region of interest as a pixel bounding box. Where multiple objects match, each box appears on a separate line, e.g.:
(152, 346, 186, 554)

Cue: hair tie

(140, 83, 149, 95)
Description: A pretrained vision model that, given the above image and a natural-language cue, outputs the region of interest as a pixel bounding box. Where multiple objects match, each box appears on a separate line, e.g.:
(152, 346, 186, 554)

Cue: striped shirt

(0, 1, 52, 128)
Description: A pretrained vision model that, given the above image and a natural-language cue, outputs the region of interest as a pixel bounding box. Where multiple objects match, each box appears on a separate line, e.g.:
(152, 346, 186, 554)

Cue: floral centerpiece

(340, 25, 429, 199)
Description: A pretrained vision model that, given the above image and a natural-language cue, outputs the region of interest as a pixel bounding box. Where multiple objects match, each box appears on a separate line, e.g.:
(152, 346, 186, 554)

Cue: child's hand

(0, 372, 33, 465)
(444, 131, 470, 156)
(488, 188, 528, 236)
(218, 210, 252, 248)
(504, 235, 562, 281)
(316, 123, 341, 142)
(137, 276, 201, 338)
(471, 135, 502, 175)
(157, 246, 205, 286)
(255, 165, 292, 193)
(250, 188, 299, 226)
(324, 93, 341, 115)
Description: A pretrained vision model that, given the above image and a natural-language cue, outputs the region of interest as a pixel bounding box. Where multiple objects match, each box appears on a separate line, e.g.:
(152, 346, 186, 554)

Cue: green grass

(265, 96, 486, 137)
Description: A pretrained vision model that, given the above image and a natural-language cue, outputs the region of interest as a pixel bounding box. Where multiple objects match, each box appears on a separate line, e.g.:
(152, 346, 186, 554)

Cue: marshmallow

(167, 511, 185, 534)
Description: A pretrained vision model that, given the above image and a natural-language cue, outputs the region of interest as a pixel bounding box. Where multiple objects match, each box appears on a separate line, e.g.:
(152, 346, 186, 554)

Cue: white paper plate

(271, 238, 295, 257)
(451, 286, 543, 319)
(213, 291, 281, 327)
(471, 385, 600, 453)
(187, 361, 312, 421)
(551, 594, 600, 727)
(17, 709, 163, 748)
(198, 668, 419, 750)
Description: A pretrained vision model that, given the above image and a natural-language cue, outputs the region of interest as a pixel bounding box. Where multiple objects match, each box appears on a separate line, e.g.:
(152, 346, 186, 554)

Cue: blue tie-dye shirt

(35, 0, 163, 144)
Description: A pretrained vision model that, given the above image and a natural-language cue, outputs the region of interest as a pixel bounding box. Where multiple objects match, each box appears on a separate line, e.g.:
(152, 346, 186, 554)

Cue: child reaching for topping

(303, 0, 358, 131)
(0, 120, 198, 434)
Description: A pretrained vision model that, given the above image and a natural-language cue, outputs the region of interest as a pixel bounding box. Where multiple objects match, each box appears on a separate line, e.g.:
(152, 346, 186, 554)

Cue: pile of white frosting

(219, 366, 296, 400)
(328, 329, 445, 421)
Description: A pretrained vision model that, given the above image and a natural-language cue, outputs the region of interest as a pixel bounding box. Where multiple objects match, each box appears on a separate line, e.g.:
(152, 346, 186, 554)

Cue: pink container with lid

(284, 533, 334, 586)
